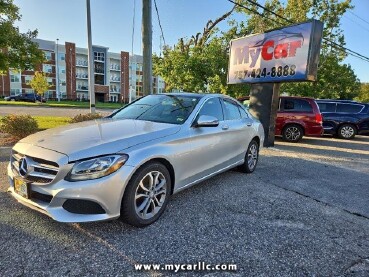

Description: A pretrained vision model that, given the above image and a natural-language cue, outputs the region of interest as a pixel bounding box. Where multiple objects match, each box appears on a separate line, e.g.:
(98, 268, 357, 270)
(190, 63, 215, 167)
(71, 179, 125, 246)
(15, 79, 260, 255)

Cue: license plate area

(14, 177, 30, 199)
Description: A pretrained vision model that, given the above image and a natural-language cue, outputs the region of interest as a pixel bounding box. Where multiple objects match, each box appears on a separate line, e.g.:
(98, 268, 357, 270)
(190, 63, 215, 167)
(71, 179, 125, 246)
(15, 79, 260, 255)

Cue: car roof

(280, 96, 315, 100)
(161, 92, 223, 98)
(316, 99, 363, 104)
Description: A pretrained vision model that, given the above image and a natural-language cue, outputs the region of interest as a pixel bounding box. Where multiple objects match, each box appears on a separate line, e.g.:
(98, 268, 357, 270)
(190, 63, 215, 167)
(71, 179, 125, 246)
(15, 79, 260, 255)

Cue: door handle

(246, 122, 252, 127)
(222, 125, 229, 130)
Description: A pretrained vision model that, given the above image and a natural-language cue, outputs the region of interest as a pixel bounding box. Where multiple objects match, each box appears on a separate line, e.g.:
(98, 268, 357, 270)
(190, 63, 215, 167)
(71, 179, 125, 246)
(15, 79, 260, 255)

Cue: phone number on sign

(234, 65, 297, 79)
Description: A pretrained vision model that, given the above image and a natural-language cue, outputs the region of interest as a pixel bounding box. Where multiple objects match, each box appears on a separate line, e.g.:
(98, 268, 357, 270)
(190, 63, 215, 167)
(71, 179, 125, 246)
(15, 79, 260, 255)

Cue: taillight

(315, 113, 322, 124)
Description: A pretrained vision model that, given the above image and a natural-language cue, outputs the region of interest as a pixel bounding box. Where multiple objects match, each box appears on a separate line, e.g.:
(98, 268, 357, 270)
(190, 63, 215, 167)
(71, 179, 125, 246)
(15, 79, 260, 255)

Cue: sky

(13, 0, 369, 82)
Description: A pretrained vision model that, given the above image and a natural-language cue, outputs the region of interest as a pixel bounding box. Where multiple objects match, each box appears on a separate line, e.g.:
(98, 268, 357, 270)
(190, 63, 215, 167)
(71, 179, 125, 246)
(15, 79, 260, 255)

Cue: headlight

(65, 154, 128, 181)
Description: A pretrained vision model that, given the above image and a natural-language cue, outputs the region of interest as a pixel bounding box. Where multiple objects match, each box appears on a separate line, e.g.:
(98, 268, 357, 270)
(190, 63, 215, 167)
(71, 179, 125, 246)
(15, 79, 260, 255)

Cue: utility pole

(86, 0, 95, 113)
(56, 38, 60, 102)
(142, 0, 152, 95)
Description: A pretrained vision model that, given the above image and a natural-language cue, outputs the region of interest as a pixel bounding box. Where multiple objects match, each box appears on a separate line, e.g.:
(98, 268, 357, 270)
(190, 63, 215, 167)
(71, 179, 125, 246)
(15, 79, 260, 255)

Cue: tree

(281, 55, 360, 99)
(355, 83, 369, 103)
(0, 0, 44, 73)
(30, 71, 50, 99)
(153, 5, 249, 97)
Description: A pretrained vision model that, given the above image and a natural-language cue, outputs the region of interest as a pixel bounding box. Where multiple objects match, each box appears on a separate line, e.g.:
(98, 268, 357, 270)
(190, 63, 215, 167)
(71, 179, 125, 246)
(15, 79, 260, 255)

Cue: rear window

(336, 104, 364, 113)
(282, 99, 313, 112)
(318, 102, 336, 112)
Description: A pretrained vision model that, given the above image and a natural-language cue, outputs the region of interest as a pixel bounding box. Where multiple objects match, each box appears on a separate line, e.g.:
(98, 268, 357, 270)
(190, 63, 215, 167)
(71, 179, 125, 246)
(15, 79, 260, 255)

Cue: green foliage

(0, 0, 44, 73)
(355, 83, 369, 103)
(70, 113, 103, 123)
(0, 114, 38, 139)
(282, 55, 360, 99)
(30, 71, 50, 96)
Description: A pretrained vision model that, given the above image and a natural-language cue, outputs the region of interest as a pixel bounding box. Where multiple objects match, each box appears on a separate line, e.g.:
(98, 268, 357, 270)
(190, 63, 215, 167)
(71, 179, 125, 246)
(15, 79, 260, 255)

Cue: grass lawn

(33, 116, 71, 130)
(0, 115, 71, 130)
(0, 100, 123, 109)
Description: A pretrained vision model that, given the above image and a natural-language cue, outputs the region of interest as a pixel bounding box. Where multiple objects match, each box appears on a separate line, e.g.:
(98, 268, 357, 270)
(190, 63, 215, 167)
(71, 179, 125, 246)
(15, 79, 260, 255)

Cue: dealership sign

(228, 20, 323, 84)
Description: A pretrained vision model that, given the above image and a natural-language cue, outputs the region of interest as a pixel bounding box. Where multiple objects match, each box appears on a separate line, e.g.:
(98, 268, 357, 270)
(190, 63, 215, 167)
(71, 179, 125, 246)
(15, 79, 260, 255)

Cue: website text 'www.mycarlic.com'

(134, 262, 237, 273)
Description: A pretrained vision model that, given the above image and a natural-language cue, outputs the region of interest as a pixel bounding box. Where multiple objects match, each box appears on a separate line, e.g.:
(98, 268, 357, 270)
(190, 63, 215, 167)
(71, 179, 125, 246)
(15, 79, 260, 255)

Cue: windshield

(112, 94, 201, 124)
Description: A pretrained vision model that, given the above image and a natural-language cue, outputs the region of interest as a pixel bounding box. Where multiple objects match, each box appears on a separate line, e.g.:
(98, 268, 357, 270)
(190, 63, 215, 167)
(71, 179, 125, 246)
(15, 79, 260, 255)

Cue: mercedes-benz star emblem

(19, 158, 28, 177)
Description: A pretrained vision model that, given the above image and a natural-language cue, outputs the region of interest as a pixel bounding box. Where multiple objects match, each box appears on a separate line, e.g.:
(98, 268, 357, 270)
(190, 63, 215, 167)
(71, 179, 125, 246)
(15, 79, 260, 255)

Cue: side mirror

(194, 115, 219, 127)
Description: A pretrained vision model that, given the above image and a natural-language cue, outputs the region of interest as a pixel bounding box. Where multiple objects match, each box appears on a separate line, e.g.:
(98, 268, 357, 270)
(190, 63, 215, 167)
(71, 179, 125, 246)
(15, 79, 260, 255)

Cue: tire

(238, 140, 259, 173)
(337, 124, 356, 140)
(282, 124, 303, 142)
(120, 162, 171, 227)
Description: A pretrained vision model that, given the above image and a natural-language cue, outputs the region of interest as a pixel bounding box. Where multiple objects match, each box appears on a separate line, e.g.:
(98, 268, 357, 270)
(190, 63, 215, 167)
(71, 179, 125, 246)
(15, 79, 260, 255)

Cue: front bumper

(7, 162, 136, 223)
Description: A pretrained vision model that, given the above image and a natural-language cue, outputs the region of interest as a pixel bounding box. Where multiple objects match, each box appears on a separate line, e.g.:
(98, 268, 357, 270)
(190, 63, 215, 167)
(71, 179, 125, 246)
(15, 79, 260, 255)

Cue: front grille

(11, 150, 59, 184)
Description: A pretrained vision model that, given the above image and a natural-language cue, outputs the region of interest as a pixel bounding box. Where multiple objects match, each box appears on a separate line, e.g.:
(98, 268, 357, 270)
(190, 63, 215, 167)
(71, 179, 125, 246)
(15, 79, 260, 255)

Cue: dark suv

(316, 100, 369, 139)
(4, 93, 46, 103)
(276, 96, 323, 142)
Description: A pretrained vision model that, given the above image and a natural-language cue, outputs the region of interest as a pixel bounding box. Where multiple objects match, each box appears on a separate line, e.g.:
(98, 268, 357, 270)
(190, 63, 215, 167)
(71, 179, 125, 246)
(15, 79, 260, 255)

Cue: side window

(336, 104, 364, 113)
(318, 102, 336, 112)
(283, 99, 295, 110)
(198, 98, 224, 121)
(223, 99, 241, 120)
(283, 99, 313, 112)
(239, 106, 249, 119)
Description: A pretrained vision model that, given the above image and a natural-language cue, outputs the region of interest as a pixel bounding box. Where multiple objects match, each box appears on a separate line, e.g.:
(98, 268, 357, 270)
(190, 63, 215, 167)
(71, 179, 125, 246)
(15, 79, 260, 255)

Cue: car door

(182, 97, 230, 185)
(221, 98, 253, 164)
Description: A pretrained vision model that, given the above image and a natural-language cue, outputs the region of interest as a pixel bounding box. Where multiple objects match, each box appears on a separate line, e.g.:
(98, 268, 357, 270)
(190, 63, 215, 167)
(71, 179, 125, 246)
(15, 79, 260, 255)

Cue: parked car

(316, 99, 369, 139)
(276, 96, 323, 142)
(7, 93, 264, 227)
(4, 93, 46, 103)
(239, 96, 323, 142)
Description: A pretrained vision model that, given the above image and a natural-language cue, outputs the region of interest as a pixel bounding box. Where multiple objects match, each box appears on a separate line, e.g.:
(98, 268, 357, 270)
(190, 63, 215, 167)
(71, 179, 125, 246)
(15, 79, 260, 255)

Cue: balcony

(76, 60, 88, 67)
(76, 73, 88, 79)
(110, 64, 121, 71)
(110, 76, 120, 83)
(76, 85, 89, 91)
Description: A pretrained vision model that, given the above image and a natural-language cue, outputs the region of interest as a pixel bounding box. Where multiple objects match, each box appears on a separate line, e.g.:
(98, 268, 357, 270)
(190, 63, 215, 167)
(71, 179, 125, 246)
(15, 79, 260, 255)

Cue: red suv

(276, 96, 323, 142)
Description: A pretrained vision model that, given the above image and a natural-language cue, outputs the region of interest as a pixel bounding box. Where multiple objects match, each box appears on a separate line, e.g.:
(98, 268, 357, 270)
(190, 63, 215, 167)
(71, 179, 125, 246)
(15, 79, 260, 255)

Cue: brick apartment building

(0, 39, 165, 102)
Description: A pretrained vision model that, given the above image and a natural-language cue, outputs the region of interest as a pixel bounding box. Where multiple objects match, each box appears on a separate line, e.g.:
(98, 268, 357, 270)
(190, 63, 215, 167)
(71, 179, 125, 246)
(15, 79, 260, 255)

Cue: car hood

(19, 119, 181, 162)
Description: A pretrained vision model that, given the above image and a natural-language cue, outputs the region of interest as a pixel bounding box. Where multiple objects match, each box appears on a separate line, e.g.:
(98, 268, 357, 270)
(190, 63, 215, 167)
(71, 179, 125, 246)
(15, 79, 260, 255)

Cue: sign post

(228, 20, 323, 146)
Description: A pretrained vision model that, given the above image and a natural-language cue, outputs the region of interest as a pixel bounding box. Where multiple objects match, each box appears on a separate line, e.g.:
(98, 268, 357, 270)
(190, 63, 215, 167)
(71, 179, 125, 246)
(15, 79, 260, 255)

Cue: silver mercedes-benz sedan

(8, 93, 264, 227)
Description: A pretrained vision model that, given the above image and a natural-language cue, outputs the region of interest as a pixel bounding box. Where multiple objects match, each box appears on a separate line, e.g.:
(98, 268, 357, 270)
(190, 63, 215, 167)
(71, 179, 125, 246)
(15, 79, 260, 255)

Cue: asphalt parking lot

(1, 135, 369, 276)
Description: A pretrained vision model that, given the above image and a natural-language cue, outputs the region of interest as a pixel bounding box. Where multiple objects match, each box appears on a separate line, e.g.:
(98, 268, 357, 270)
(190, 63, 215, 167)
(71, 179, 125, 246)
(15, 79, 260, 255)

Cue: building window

(10, 72, 20, 83)
(25, 89, 34, 94)
(47, 77, 53, 85)
(59, 53, 65, 61)
(60, 79, 66, 86)
(59, 66, 66, 74)
(43, 64, 53, 73)
(94, 63, 104, 74)
(95, 74, 104, 85)
(94, 52, 105, 62)
(24, 75, 33, 84)
(44, 51, 52, 61)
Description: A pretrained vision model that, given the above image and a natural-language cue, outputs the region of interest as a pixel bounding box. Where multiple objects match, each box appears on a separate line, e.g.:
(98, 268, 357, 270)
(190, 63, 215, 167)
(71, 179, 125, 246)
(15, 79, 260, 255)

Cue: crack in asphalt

(344, 256, 369, 273)
(266, 180, 369, 221)
(71, 223, 161, 277)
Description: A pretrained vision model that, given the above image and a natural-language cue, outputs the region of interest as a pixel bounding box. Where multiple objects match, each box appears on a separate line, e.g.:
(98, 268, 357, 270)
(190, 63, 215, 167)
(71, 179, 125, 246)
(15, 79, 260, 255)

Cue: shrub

(70, 113, 103, 123)
(0, 114, 39, 139)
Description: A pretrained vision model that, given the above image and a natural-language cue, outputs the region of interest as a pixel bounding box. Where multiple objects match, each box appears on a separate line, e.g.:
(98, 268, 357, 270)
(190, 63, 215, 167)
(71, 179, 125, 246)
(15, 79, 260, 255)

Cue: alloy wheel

(340, 126, 355, 139)
(134, 171, 167, 220)
(285, 126, 301, 141)
(247, 143, 258, 170)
